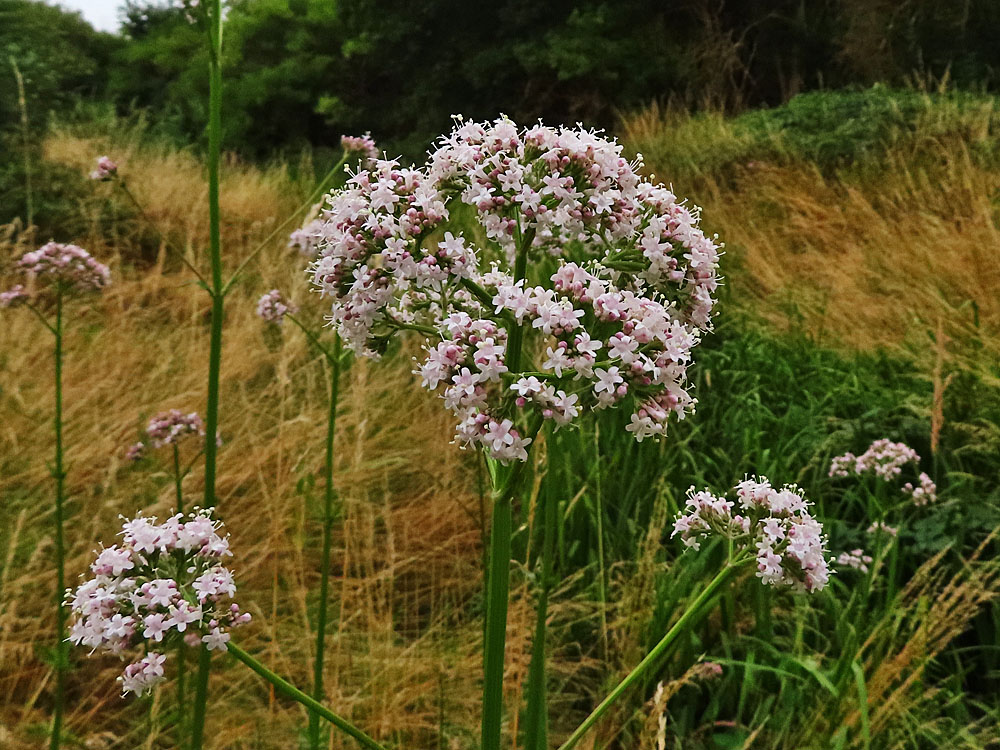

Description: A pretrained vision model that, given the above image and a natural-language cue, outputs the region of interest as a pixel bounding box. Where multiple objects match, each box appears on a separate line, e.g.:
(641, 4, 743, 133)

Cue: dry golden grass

(623, 103, 1000, 380)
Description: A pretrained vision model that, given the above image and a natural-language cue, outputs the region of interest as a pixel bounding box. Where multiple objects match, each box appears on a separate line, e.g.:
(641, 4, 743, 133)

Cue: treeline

(3, 0, 1000, 159)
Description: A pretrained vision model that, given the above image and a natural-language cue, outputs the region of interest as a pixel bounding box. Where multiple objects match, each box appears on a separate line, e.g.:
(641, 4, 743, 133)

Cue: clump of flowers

(836, 548, 873, 573)
(829, 439, 920, 481)
(903, 471, 937, 506)
(4, 242, 110, 297)
(310, 117, 721, 462)
(89, 156, 119, 181)
(66, 509, 251, 695)
(340, 133, 379, 166)
(671, 477, 831, 593)
(0, 284, 28, 308)
(867, 521, 898, 537)
(256, 289, 297, 325)
(128, 409, 219, 460)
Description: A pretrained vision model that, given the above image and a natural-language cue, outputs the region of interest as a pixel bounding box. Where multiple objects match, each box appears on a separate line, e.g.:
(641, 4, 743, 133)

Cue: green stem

(188, 646, 211, 750)
(522, 482, 558, 750)
(286, 313, 337, 360)
(557, 564, 737, 750)
(482, 471, 516, 750)
(228, 643, 385, 750)
(481, 221, 536, 750)
(202, 0, 224, 514)
(118, 182, 210, 288)
(9, 55, 33, 232)
(172, 444, 187, 748)
(310, 335, 342, 750)
(49, 286, 65, 750)
(191, 3, 223, 749)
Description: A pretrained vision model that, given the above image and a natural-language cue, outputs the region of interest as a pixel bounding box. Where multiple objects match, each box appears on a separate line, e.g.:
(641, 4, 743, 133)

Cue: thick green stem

(190, 4, 224, 749)
(172, 445, 187, 747)
(310, 335, 342, 750)
(482, 473, 516, 750)
(228, 643, 385, 750)
(557, 564, 737, 750)
(202, 0, 224, 513)
(49, 287, 65, 750)
(188, 646, 211, 750)
(522, 483, 558, 750)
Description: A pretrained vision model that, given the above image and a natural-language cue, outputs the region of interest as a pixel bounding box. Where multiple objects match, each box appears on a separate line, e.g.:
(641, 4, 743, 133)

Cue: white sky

(53, 0, 124, 33)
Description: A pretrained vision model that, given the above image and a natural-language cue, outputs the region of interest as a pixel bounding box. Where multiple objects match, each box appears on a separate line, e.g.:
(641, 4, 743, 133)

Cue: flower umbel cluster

(0, 284, 29, 308)
(89, 156, 118, 181)
(672, 478, 831, 592)
(829, 439, 920, 481)
(311, 117, 721, 461)
(340, 133, 379, 166)
(3, 243, 110, 297)
(836, 548, 873, 573)
(67, 509, 251, 695)
(830, 438, 937, 505)
(903, 472, 937, 506)
(128, 409, 218, 460)
(867, 521, 899, 537)
(256, 289, 297, 325)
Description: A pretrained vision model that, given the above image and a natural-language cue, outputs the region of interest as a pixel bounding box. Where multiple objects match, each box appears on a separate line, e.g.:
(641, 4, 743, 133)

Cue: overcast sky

(55, 0, 124, 33)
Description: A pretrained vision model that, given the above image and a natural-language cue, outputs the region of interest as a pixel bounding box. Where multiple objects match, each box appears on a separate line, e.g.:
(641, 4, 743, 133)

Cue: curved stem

(49, 286, 66, 750)
(557, 564, 738, 750)
(228, 643, 385, 750)
(310, 335, 342, 750)
(285, 313, 336, 360)
(118, 182, 210, 289)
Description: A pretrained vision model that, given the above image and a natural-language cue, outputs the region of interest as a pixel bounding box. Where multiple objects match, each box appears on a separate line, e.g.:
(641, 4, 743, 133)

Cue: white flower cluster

(256, 289, 298, 325)
(671, 478, 831, 593)
(89, 155, 118, 181)
(6, 242, 110, 295)
(902, 472, 937, 506)
(830, 438, 937, 504)
(836, 548, 873, 573)
(67, 510, 250, 696)
(310, 117, 721, 461)
(829, 439, 920, 481)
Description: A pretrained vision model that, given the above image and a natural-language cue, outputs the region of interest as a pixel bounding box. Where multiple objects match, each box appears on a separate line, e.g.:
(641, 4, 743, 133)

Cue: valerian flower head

(310, 117, 721, 462)
(0, 284, 29, 308)
(129, 409, 219, 458)
(836, 548, 873, 573)
(256, 289, 297, 325)
(66, 509, 251, 696)
(13, 242, 111, 294)
(867, 521, 898, 537)
(89, 156, 118, 181)
(671, 477, 831, 593)
(340, 133, 379, 167)
(902, 471, 937, 506)
(829, 439, 920, 481)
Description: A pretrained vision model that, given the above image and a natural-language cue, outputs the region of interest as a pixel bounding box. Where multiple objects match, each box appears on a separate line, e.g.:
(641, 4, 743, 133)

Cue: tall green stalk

(190, 1, 224, 747)
(481, 223, 535, 750)
(557, 564, 738, 750)
(310, 333, 343, 750)
(522, 482, 558, 750)
(49, 286, 66, 750)
(172, 444, 187, 747)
